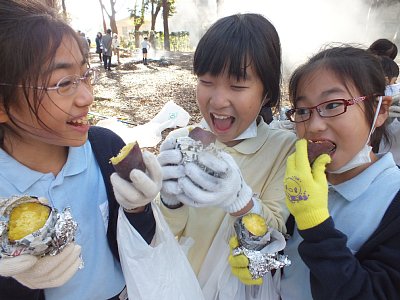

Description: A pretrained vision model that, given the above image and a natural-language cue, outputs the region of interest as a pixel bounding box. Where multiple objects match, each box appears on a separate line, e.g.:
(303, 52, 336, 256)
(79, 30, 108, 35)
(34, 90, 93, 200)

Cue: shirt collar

(0, 142, 89, 193)
(329, 152, 396, 201)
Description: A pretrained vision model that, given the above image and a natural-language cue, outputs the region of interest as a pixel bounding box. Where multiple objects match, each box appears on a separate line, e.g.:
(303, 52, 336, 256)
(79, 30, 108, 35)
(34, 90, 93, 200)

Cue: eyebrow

(49, 59, 86, 72)
(295, 87, 346, 102)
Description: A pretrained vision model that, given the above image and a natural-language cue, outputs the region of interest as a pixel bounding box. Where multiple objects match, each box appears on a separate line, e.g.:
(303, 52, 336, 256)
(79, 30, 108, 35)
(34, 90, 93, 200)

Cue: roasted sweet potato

(110, 141, 146, 180)
(307, 140, 335, 164)
(188, 127, 216, 146)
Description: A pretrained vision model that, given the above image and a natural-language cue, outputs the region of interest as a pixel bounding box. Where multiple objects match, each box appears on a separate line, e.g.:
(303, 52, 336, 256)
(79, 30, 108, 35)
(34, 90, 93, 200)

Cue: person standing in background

(102, 29, 112, 71)
(112, 33, 120, 64)
(95, 32, 103, 63)
(141, 37, 150, 65)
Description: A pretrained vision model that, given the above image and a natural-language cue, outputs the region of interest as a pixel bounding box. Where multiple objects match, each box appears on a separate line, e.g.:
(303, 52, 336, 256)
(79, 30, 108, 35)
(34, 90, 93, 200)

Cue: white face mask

(328, 96, 383, 174)
(385, 83, 400, 97)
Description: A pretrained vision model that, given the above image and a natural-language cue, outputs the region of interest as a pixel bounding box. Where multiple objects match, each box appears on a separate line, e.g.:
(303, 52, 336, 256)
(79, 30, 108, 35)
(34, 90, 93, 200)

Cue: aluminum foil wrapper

(176, 136, 223, 177)
(232, 214, 291, 279)
(0, 196, 78, 258)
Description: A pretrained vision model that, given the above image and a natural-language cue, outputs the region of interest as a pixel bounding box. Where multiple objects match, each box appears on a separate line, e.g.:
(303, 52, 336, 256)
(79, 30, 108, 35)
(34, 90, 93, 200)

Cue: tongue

(214, 117, 232, 131)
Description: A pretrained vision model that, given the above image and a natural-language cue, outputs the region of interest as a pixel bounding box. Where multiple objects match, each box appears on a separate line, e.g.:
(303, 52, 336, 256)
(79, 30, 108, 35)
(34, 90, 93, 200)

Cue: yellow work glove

(228, 236, 263, 285)
(284, 139, 331, 230)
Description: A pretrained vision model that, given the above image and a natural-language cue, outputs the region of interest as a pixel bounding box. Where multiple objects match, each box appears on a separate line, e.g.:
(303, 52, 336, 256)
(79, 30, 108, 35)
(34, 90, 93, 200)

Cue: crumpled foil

(0, 196, 78, 258)
(232, 214, 291, 279)
(176, 136, 223, 177)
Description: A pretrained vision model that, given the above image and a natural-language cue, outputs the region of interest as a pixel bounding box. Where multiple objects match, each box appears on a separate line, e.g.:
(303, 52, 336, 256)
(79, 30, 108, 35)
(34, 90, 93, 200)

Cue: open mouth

(307, 140, 336, 163)
(67, 116, 89, 127)
(211, 113, 234, 131)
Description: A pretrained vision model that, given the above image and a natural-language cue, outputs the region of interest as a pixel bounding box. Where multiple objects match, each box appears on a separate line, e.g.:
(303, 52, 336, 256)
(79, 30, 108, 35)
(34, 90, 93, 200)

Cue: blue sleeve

(298, 216, 400, 300)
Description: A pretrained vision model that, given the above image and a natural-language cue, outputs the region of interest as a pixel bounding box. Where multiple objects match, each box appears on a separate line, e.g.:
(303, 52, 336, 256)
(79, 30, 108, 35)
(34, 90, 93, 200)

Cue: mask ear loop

(366, 95, 383, 145)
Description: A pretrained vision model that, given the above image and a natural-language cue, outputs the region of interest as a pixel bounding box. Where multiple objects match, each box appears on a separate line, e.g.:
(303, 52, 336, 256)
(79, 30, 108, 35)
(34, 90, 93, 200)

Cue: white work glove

(111, 151, 162, 211)
(178, 151, 253, 213)
(269, 119, 295, 131)
(157, 138, 186, 207)
(389, 104, 400, 118)
(0, 243, 81, 289)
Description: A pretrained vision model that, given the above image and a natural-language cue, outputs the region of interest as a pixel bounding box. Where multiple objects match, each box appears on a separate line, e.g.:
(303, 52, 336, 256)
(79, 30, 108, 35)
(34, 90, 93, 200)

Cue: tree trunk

(98, 0, 107, 32)
(61, 0, 67, 20)
(150, 1, 161, 47)
(109, 0, 118, 34)
(162, 0, 170, 51)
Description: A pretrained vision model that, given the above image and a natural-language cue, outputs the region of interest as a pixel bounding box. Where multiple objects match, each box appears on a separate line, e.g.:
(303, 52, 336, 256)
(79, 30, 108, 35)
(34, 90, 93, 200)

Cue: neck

(327, 152, 378, 185)
(3, 135, 68, 176)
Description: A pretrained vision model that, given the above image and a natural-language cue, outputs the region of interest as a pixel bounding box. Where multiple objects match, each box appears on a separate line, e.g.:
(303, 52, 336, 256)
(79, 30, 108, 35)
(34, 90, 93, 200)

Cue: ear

(0, 100, 10, 123)
(375, 96, 392, 128)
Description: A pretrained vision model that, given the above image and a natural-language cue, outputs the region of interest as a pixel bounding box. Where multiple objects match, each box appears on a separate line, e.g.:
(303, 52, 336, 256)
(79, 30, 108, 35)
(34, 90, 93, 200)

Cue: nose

(209, 86, 230, 109)
(305, 109, 328, 133)
(75, 83, 94, 107)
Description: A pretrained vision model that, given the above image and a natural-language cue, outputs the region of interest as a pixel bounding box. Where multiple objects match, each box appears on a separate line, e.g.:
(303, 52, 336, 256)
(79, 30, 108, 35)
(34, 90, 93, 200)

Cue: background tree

(98, 0, 108, 32)
(61, 0, 67, 20)
(129, 0, 146, 48)
(149, 0, 162, 46)
(98, 0, 118, 34)
(162, 0, 175, 51)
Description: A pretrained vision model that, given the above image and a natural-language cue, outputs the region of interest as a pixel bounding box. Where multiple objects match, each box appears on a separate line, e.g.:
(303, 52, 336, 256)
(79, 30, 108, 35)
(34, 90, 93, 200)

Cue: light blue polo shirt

(281, 153, 400, 300)
(0, 142, 125, 300)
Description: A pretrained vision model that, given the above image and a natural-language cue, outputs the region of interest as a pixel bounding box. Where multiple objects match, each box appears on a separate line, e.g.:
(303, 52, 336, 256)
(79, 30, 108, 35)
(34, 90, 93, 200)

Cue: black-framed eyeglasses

(0, 68, 98, 97)
(286, 96, 368, 123)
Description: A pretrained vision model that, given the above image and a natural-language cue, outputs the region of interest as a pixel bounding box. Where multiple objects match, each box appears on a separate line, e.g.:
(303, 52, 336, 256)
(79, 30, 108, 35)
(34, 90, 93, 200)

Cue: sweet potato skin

(111, 142, 146, 180)
(307, 140, 335, 164)
(188, 127, 216, 146)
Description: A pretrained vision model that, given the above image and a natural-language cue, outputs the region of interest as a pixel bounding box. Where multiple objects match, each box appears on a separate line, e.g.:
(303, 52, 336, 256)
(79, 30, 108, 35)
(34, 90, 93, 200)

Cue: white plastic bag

(198, 215, 281, 300)
(96, 100, 190, 147)
(117, 203, 204, 300)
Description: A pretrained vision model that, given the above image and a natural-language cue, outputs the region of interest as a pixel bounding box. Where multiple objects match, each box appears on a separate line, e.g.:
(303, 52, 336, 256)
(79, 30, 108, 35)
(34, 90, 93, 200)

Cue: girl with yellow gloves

(230, 45, 400, 299)
(281, 46, 400, 299)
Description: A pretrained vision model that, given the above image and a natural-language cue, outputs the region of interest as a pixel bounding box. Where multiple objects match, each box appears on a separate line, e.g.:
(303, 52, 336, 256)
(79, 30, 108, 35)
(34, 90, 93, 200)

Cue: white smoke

(169, 0, 400, 74)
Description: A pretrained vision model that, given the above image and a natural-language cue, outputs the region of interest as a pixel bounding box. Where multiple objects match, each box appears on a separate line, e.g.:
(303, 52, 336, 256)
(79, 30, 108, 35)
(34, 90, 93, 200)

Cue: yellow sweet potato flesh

(8, 202, 50, 241)
(242, 213, 268, 236)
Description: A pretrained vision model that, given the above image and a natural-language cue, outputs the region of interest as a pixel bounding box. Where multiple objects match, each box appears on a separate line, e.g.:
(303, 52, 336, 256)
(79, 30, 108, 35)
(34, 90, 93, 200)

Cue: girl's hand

(0, 243, 81, 289)
(178, 151, 253, 213)
(111, 151, 162, 211)
(157, 138, 186, 207)
(284, 139, 331, 230)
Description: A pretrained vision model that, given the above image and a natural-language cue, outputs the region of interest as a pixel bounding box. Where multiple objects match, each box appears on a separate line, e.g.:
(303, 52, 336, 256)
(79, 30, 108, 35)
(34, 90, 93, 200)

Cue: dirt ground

(90, 50, 202, 129)
(89, 49, 290, 152)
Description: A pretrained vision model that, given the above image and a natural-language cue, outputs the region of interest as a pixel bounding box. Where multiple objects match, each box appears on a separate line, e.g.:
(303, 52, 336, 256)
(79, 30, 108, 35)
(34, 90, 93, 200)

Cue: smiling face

(196, 64, 265, 146)
(1, 35, 93, 153)
(294, 68, 374, 174)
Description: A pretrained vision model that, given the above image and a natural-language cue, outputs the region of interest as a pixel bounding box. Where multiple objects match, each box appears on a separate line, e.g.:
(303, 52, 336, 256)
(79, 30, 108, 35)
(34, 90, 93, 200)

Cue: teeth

(68, 116, 88, 125)
(212, 114, 230, 120)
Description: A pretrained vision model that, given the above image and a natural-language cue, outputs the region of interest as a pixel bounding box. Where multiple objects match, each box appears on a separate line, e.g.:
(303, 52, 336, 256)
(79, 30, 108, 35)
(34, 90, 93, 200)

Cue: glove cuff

(160, 195, 182, 208)
(295, 209, 330, 230)
(224, 181, 253, 213)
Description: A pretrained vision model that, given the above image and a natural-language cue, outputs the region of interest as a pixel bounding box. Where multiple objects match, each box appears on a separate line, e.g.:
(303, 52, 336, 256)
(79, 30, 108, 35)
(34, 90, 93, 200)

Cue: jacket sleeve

(0, 276, 44, 300)
(298, 211, 400, 300)
(88, 126, 156, 255)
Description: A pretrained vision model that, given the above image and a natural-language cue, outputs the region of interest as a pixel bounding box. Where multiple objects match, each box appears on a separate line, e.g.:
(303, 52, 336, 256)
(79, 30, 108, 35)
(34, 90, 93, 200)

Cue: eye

(231, 85, 248, 90)
(199, 79, 212, 86)
(57, 78, 74, 88)
(296, 108, 310, 116)
(324, 101, 344, 110)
